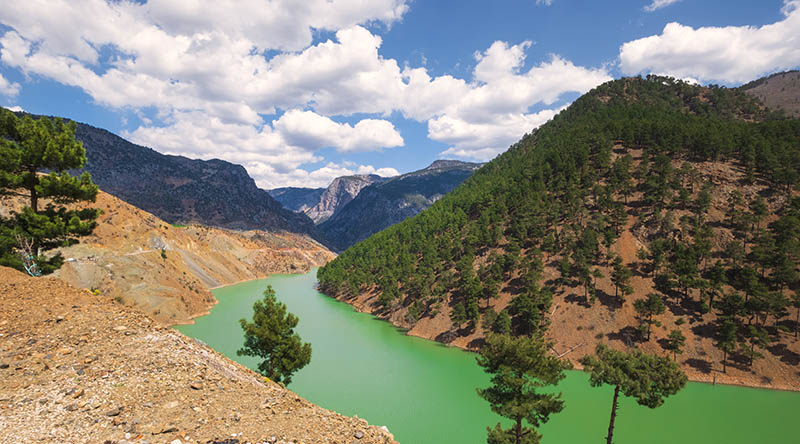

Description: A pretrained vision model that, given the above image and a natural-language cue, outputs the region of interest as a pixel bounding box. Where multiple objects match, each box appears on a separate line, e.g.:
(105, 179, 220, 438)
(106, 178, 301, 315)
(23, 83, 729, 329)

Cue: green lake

(176, 270, 800, 444)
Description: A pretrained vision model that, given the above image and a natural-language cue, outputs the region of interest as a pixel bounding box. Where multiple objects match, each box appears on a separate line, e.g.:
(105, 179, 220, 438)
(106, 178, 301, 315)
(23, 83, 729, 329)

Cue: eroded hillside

(0, 267, 396, 444)
(1, 190, 335, 325)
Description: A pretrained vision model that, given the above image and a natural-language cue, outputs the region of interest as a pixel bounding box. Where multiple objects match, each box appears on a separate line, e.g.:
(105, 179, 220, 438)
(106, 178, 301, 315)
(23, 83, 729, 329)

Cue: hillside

(0, 267, 396, 444)
(64, 120, 320, 237)
(270, 174, 385, 224)
(741, 70, 800, 118)
(1, 189, 335, 325)
(318, 75, 800, 391)
(319, 160, 482, 251)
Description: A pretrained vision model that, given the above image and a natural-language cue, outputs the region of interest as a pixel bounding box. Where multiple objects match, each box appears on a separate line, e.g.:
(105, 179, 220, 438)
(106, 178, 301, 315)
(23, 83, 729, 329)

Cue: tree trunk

(515, 417, 523, 444)
(722, 349, 727, 374)
(606, 385, 620, 444)
(795, 307, 799, 340)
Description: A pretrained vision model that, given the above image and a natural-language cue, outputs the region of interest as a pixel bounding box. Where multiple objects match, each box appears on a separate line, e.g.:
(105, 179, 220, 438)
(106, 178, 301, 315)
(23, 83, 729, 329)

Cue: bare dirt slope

(2, 190, 336, 325)
(741, 70, 800, 117)
(0, 267, 396, 444)
(335, 149, 800, 392)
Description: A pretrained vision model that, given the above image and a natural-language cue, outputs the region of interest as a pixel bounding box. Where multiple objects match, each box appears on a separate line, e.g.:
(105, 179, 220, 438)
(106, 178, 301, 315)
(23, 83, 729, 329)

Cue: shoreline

(328, 289, 800, 394)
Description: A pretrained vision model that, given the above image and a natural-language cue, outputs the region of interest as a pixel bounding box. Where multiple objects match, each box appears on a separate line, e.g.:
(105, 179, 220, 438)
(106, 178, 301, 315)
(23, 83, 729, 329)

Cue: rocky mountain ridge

(741, 70, 800, 118)
(19, 117, 320, 238)
(271, 174, 386, 224)
(319, 160, 482, 251)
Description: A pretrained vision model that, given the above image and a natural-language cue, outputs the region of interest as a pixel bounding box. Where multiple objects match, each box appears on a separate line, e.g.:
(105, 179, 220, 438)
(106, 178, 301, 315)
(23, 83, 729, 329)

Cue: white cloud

(0, 73, 20, 96)
(644, 0, 682, 12)
(4, 105, 23, 112)
(0, 0, 611, 186)
(536, 0, 553, 6)
(274, 110, 403, 153)
(621, 1, 800, 83)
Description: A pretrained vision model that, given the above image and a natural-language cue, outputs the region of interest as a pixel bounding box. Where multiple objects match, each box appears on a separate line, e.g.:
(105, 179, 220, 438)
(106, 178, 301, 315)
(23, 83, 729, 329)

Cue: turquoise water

(177, 270, 800, 444)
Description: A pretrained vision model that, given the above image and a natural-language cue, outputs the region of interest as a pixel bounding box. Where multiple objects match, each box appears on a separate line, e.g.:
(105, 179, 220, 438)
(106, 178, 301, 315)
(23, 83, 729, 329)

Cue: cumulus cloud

(536, 0, 553, 6)
(621, 0, 800, 83)
(0, 73, 20, 96)
(0, 0, 611, 185)
(644, 0, 682, 12)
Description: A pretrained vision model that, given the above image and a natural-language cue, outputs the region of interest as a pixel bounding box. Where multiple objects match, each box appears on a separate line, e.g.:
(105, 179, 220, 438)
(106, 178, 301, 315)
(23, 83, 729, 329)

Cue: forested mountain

(741, 70, 800, 118)
(319, 160, 482, 251)
(319, 75, 800, 390)
(66, 122, 320, 237)
(270, 174, 385, 224)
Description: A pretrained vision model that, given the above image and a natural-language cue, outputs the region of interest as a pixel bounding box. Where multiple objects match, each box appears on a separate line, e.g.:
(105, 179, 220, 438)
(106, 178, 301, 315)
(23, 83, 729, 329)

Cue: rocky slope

(1, 190, 335, 325)
(267, 187, 325, 217)
(319, 161, 481, 251)
(271, 175, 386, 224)
(741, 70, 800, 118)
(0, 267, 396, 444)
(66, 120, 320, 237)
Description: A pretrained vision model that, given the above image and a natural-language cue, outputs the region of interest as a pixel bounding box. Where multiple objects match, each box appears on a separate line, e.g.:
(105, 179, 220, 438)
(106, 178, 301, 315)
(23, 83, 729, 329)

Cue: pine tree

(238, 285, 312, 386)
(0, 110, 99, 273)
(477, 334, 570, 444)
(665, 329, 686, 361)
(633, 293, 666, 341)
(581, 344, 687, 444)
(610, 255, 634, 305)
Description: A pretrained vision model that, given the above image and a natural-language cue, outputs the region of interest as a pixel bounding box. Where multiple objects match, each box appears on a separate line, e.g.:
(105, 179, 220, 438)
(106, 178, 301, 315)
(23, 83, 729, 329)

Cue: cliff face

(70, 122, 320, 237)
(270, 175, 385, 224)
(319, 161, 481, 251)
(268, 187, 325, 214)
(0, 267, 396, 444)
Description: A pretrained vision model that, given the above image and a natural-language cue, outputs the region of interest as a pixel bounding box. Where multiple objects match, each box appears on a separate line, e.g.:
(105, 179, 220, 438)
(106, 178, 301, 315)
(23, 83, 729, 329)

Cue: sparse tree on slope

(477, 334, 570, 444)
(238, 285, 311, 386)
(633, 293, 666, 341)
(581, 344, 687, 444)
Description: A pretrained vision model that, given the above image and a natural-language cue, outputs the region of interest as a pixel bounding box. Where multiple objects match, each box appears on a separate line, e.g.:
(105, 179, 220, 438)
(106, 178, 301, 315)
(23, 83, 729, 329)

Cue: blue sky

(0, 0, 797, 189)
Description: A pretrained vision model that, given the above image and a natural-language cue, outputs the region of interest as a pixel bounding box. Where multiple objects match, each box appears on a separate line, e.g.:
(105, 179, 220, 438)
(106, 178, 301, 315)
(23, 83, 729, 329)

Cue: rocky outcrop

(0, 267, 396, 444)
(307, 175, 386, 224)
(319, 161, 481, 251)
(268, 187, 325, 214)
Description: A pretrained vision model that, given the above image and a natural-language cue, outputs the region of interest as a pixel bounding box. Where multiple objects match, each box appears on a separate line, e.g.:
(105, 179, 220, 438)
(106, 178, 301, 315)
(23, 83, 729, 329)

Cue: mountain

(318, 75, 800, 391)
(268, 186, 325, 215)
(64, 122, 320, 236)
(270, 174, 385, 224)
(318, 160, 482, 251)
(741, 70, 800, 118)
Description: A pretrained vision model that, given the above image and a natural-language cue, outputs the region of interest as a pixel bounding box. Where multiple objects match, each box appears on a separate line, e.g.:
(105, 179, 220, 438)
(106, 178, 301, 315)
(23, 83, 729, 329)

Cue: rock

(0, 363, 8, 369)
(113, 325, 127, 332)
(170, 440, 182, 444)
(105, 406, 122, 417)
(190, 381, 203, 390)
(64, 403, 78, 412)
(73, 388, 85, 399)
(353, 430, 364, 439)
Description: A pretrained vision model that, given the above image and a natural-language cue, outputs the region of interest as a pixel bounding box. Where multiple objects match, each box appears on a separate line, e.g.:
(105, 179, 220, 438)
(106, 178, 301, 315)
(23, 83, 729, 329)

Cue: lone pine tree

(238, 285, 311, 386)
(477, 333, 570, 444)
(581, 344, 687, 444)
(0, 109, 98, 274)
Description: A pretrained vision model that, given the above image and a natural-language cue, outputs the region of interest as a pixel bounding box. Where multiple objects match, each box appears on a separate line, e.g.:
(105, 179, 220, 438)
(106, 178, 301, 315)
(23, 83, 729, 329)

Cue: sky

(0, 0, 798, 189)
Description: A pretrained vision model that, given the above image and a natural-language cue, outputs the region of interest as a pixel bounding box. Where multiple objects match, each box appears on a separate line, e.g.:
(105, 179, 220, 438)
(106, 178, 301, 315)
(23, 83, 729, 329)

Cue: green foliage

(238, 285, 311, 386)
(633, 293, 666, 341)
(477, 334, 570, 444)
(0, 109, 98, 274)
(665, 329, 686, 361)
(581, 344, 687, 444)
